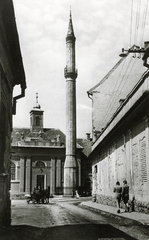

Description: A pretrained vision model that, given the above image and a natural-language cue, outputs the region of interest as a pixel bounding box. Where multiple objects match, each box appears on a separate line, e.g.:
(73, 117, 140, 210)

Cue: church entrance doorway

(37, 175, 44, 189)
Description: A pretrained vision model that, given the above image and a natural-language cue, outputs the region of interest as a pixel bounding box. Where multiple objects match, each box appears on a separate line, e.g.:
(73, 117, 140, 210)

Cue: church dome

(33, 93, 41, 109)
(33, 102, 41, 109)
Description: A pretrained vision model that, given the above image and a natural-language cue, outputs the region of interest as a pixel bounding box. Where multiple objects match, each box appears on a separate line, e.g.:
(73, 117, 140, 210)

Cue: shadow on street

(0, 223, 137, 240)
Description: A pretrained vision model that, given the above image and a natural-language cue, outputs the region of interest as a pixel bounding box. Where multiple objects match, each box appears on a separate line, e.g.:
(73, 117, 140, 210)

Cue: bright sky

(12, 0, 149, 138)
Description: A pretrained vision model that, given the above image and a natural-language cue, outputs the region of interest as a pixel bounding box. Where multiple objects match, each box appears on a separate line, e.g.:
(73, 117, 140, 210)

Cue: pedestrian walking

(122, 180, 129, 212)
(75, 190, 80, 199)
(113, 181, 122, 213)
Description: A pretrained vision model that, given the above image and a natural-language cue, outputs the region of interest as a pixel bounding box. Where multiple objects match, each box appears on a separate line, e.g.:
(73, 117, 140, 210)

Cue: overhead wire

(130, 0, 134, 47)
(134, 0, 141, 45)
(101, 57, 137, 130)
(139, 0, 149, 46)
(97, 0, 148, 132)
(100, 58, 127, 129)
(102, 0, 147, 129)
(102, 1, 135, 128)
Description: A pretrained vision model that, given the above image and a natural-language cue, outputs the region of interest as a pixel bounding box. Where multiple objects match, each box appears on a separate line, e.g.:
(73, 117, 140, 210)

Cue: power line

(130, 0, 134, 47)
(134, 0, 141, 45)
(140, 0, 149, 46)
(100, 57, 137, 130)
(100, 58, 128, 129)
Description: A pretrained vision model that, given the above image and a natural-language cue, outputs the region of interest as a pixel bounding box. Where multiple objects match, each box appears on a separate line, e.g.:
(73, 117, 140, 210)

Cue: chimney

(86, 133, 90, 141)
(144, 41, 149, 50)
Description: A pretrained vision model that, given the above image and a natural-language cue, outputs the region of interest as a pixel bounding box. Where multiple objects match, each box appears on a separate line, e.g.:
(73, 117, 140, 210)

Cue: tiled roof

(11, 127, 83, 149)
(77, 138, 92, 157)
(11, 128, 66, 147)
(88, 46, 148, 133)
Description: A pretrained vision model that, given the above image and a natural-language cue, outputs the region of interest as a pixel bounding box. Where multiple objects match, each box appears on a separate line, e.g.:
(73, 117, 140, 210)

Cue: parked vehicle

(26, 187, 50, 204)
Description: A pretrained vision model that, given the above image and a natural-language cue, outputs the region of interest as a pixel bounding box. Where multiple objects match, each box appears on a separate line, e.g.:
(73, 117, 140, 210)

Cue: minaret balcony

(64, 67, 78, 79)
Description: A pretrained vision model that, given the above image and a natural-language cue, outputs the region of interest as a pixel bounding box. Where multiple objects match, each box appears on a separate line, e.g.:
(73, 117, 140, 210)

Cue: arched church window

(35, 161, 45, 168)
(11, 162, 16, 180)
(36, 116, 40, 126)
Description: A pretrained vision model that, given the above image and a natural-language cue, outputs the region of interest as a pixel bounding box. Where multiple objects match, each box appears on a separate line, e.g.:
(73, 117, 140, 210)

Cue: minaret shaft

(66, 78, 76, 156)
(66, 41, 75, 72)
(64, 12, 78, 196)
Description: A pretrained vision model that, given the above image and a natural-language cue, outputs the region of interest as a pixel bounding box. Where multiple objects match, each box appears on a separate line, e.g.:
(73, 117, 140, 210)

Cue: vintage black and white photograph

(0, 0, 149, 239)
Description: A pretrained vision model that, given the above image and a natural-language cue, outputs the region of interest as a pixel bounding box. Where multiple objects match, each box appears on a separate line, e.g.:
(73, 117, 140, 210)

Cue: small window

(94, 165, 97, 173)
(11, 162, 16, 180)
(35, 161, 45, 168)
(36, 116, 40, 126)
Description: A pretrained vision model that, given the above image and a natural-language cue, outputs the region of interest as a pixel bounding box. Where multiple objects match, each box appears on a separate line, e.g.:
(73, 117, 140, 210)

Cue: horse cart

(26, 187, 50, 204)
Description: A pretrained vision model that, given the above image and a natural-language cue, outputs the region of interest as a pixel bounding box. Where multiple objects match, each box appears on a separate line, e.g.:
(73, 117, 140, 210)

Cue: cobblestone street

(0, 199, 149, 240)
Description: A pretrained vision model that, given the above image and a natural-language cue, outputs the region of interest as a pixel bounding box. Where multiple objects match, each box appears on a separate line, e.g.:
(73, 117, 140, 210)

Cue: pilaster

(25, 158, 31, 193)
(50, 158, 55, 195)
(56, 159, 61, 187)
(77, 158, 81, 186)
(20, 157, 25, 192)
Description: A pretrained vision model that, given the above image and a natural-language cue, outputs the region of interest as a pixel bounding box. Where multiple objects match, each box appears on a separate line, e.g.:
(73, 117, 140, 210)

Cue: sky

(12, 0, 149, 139)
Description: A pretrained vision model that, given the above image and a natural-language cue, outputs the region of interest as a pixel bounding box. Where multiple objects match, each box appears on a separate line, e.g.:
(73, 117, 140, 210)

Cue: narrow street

(1, 199, 148, 240)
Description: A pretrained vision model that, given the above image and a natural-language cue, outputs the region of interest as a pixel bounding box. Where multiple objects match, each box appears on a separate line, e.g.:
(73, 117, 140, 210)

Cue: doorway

(37, 175, 44, 189)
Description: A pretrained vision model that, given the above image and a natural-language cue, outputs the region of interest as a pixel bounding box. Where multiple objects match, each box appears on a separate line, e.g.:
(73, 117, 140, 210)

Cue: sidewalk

(11, 198, 149, 225)
(80, 201, 149, 225)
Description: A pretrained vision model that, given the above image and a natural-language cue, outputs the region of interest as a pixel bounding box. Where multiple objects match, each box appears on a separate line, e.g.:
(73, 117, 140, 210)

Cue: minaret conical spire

(66, 10, 75, 39)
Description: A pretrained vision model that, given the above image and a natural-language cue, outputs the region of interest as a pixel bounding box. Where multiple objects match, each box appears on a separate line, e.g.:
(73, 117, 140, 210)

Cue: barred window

(11, 162, 16, 180)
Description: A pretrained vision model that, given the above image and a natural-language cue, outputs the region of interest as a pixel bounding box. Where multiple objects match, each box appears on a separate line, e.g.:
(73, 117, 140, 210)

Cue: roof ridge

(87, 58, 124, 93)
(87, 45, 139, 94)
(93, 68, 149, 145)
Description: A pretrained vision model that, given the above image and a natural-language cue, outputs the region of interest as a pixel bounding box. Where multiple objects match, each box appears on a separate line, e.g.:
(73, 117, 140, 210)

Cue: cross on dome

(33, 92, 41, 109)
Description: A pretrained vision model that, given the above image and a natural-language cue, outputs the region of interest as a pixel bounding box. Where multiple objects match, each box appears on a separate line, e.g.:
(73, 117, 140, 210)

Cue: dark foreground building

(0, 0, 26, 226)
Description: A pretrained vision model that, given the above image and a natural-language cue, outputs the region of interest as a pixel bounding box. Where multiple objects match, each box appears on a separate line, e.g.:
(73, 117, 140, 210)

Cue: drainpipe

(12, 84, 25, 115)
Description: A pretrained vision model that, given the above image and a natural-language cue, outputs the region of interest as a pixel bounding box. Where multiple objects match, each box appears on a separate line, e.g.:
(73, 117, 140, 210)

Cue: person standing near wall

(122, 180, 129, 212)
(114, 181, 122, 213)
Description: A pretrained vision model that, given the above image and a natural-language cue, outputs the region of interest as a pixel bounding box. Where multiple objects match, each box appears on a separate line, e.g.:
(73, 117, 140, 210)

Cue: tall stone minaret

(64, 11, 78, 196)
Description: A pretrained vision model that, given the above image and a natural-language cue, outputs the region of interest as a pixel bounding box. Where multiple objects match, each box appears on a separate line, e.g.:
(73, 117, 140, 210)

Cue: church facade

(11, 96, 83, 196)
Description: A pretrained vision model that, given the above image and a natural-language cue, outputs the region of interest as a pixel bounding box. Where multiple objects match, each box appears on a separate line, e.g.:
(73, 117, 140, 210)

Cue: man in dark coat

(122, 180, 129, 212)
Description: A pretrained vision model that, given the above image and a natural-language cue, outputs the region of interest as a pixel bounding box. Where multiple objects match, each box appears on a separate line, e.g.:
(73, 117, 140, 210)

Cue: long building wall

(0, 65, 12, 226)
(92, 117, 149, 212)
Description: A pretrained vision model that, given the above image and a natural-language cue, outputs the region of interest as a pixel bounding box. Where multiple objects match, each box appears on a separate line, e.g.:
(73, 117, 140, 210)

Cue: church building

(10, 94, 83, 197)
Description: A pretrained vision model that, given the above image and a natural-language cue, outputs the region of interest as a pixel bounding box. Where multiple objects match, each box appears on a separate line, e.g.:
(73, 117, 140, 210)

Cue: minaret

(64, 11, 78, 196)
